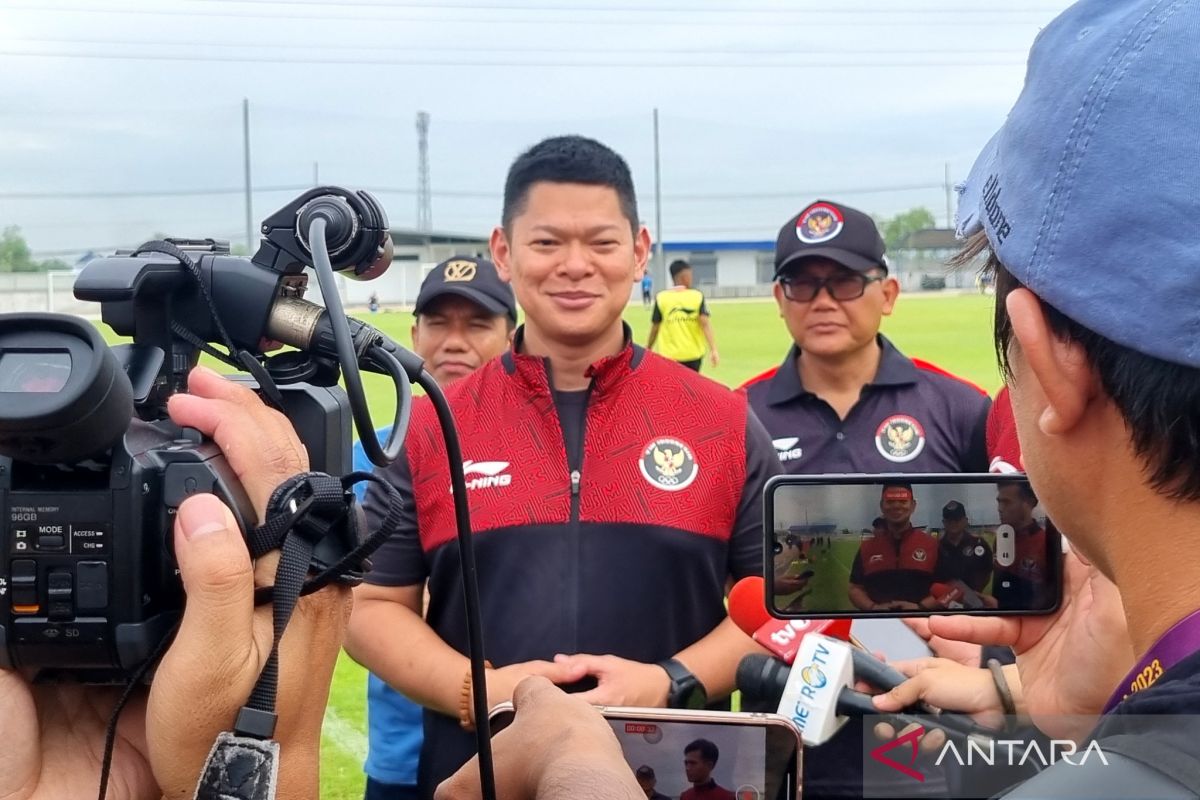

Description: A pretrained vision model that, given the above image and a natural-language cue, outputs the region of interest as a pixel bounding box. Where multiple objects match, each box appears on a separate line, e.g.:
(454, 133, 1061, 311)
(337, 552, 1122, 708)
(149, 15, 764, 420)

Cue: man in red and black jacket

(848, 484, 940, 611)
(345, 135, 780, 797)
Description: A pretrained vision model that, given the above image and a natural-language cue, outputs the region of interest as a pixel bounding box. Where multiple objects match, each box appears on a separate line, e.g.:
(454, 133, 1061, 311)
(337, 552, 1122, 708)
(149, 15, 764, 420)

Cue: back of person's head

(502, 135, 639, 233)
(669, 260, 691, 280)
(955, 0, 1200, 502)
(685, 738, 719, 765)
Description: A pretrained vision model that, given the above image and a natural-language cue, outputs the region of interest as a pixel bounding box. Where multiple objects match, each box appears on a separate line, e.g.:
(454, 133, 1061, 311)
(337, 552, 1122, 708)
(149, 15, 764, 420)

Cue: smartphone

(489, 704, 802, 800)
(765, 473, 1063, 619)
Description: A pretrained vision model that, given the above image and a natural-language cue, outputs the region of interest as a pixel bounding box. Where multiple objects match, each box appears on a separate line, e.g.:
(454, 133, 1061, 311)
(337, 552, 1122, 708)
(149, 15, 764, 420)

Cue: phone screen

(607, 716, 797, 800)
(766, 474, 1063, 618)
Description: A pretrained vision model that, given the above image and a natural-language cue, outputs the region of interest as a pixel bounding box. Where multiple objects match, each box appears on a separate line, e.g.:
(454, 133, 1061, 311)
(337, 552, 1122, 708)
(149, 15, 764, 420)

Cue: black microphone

(737, 650, 993, 745)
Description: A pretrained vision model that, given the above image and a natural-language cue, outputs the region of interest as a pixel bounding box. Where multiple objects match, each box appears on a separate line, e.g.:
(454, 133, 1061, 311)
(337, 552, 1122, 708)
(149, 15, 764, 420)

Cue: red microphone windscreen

(728, 576, 772, 636)
(930, 582, 954, 597)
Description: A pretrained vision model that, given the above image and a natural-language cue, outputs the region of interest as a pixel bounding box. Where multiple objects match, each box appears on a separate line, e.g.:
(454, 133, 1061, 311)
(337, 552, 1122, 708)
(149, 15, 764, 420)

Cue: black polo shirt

(741, 336, 990, 473)
(935, 531, 994, 592)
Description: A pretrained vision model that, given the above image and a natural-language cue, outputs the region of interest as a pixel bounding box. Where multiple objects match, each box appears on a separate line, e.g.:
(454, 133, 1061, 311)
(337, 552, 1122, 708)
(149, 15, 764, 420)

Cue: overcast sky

(0, 0, 1076, 256)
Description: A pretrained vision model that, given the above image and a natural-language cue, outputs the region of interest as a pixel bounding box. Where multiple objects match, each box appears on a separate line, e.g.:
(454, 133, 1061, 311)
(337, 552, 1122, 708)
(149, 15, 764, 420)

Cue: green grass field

(98, 291, 1001, 798)
(311, 291, 1002, 800)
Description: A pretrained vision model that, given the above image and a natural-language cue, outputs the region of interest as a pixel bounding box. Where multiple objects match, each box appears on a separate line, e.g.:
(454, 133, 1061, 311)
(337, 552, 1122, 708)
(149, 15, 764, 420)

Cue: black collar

(765, 334, 919, 407)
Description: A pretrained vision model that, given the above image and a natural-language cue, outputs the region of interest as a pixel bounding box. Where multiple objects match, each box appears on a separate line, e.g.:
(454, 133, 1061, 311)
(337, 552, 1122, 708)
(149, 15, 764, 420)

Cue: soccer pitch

(317, 291, 1002, 799)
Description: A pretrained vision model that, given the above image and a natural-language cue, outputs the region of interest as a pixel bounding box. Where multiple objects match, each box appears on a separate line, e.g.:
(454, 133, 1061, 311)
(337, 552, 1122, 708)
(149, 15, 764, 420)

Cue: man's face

(772, 259, 897, 359)
(411, 295, 512, 385)
(943, 516, 968, 539)
(491, 181, 650, 348)
(880, 492, 916, 527)
(996, 485, 1034, 528)
(684, 751, 713, 784)
(636, 775, 655, 797)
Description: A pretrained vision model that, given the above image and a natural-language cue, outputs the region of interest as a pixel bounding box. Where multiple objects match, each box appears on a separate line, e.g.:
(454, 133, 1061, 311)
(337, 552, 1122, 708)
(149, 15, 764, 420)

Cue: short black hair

(669, 259, 691, 279)
(501, 135, 639, 233)
(957, 231, 1200, 501)
(881, 481, 914, 495)
(685, 738, 719, 765)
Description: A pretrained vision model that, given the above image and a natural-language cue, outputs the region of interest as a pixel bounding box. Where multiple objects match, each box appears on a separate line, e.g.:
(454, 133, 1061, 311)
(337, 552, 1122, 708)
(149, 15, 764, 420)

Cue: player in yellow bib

(647, 259, 720, 372)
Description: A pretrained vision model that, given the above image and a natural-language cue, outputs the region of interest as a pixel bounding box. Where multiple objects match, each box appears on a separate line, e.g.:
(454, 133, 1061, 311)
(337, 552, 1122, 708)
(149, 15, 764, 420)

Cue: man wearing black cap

(741, 200, 990, 476)
(932, 500, 995, 602)
(350, 255, 516, 800)
(741, 202, 987, 797)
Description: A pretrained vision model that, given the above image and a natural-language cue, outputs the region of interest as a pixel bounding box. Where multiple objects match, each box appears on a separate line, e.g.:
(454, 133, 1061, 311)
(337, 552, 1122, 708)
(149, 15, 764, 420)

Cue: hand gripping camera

(0, 187, 405, 680)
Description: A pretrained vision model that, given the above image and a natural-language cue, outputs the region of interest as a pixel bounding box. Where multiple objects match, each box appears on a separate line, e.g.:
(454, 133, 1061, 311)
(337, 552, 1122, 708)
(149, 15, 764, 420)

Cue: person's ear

(491, 227, 513, 282)
(634, 226, 652, 276)
(411, 322, 420, 350)
(880, 275, 900, 315)
(1006, 288, 1096, 436)
(773, 282, 788, 316)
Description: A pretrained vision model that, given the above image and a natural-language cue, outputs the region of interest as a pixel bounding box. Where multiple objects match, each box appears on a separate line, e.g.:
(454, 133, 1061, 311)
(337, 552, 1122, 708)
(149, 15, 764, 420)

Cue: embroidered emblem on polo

(875, 415, 926, 463)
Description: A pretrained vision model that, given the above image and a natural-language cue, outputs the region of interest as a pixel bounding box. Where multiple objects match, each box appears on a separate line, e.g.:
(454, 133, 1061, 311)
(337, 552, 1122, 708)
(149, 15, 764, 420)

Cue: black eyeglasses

(778, 271, 884, 302)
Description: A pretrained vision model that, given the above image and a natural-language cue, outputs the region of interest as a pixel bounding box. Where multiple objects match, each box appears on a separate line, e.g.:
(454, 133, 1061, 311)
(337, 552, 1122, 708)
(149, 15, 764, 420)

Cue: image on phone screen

(607, 716, 796, 800)
(766, 476, 1062, 617)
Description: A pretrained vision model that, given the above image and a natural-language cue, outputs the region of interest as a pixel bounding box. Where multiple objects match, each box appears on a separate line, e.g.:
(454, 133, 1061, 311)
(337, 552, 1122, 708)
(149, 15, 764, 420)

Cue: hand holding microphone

(729, 577, 996, 747)
(728, 577, 908, 692)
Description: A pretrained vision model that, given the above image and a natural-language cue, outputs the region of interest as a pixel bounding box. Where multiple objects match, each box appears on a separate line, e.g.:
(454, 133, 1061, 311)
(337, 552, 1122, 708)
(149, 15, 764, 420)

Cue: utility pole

(313, 161, 320, 187)
(653, 108, 665, 293)
(416, 111, 432, 233)
(242, 98, 253, 251)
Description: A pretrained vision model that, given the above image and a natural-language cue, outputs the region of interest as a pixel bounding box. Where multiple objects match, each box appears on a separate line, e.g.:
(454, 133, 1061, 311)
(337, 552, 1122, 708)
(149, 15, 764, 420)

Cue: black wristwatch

(658, 658, 708, 709)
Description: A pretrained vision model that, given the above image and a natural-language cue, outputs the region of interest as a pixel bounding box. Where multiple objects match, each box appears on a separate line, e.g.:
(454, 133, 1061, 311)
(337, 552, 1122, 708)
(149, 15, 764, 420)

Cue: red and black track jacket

(362, 330, 780, 791)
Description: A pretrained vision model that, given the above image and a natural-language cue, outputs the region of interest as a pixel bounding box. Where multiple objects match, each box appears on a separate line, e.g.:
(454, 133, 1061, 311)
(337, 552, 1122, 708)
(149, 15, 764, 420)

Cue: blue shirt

(641, 274, 653, 291)
(353, 428, 423, 787)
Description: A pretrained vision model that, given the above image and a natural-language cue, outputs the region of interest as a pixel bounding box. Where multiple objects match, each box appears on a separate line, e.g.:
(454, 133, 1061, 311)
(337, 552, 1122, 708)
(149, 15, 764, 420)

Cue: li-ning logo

(871, 726, 1110, 783)
(772, 437, 803, 463)
(443, 259, 478, 282)
(982, 175, 1014, 244)
(461, 460, 511, 490)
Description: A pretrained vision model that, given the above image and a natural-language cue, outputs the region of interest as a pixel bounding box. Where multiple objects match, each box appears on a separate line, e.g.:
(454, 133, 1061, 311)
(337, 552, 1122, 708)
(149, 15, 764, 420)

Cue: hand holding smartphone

(489, 705, 802, 800)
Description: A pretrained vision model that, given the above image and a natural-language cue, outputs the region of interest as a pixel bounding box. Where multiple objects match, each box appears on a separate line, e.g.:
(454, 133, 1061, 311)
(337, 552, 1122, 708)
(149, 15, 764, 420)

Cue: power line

(2, 1, 1065, 19)
(144, 0, 1068, 15)
(0, 4, 1051, 27)
(0, 47, 1027, 68)
(0, 37, 1028, 58)
(0, 184, 309, 199)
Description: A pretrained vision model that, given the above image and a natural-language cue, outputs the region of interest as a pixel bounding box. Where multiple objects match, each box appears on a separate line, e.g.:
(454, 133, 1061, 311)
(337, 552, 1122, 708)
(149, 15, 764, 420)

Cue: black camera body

(0, 187, 390, 679)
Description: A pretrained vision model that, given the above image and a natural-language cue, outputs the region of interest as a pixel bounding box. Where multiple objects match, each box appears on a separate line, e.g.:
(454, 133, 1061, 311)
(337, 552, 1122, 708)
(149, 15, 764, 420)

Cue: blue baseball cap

(956, 0, 1200, 368)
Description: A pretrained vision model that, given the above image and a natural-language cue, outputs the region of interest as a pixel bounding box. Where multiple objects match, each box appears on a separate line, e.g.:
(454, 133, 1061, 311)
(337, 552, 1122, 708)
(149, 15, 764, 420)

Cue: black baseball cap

(773, 199, 887, 277)
(414, 256, 517, 323)
(635, 766, 656, 780)
(942, 501, 967, 521)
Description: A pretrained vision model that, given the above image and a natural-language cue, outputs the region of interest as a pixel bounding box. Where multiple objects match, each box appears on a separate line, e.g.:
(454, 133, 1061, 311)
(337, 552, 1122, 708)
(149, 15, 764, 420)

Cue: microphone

(740, 638, 994, 748)
(728, 576, 907, 692)
(930, 580, 985, 610)
(261, 289, 426, 385)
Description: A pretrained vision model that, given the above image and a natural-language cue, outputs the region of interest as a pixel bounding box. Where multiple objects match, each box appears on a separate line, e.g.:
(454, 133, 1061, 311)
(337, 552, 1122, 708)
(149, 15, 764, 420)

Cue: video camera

(0, 187, 407, 680)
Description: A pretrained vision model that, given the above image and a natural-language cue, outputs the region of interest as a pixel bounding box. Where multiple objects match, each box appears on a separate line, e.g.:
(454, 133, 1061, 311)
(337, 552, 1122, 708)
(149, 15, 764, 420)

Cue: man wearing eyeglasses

(742, 200, 990, 477)
(742, 202, 990, 799)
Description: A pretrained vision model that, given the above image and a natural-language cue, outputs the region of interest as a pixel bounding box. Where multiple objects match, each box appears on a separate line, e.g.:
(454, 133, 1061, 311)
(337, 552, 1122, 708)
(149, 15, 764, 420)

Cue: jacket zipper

(547, 359, 592, 655)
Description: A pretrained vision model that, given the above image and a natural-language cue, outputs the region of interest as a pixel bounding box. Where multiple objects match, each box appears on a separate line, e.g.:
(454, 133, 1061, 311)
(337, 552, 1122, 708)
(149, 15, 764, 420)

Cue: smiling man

(347, 135, 778, 797)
